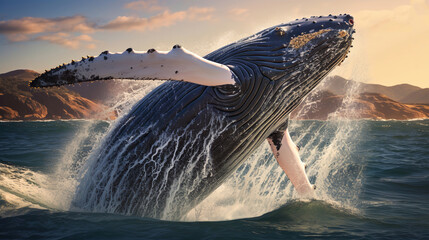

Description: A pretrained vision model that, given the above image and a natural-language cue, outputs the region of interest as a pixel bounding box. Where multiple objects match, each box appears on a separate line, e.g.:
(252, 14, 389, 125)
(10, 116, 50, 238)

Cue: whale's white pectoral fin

(30, 46, 236, 88)
(267, 129, 315, 198)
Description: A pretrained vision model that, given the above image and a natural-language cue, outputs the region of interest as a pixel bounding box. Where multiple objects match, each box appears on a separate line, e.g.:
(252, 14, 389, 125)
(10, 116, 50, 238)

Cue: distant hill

(0, 69, 111, 120)
(321, 76, 428, 104)
(0, 69, 40, 79)
(399, 88, 429, 104)
(291, 91, 429, 120)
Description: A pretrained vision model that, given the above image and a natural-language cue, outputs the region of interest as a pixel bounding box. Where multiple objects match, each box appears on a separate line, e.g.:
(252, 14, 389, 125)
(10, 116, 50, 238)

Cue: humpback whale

(31, 14, 355, 220)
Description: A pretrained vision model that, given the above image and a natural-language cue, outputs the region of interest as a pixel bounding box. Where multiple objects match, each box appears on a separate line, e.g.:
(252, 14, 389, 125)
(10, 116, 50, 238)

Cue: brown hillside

(400, 88, 429, 104)
(322, 76, 424, 103)
(292, 91, 429, 120)
(0, 69, 110, 120)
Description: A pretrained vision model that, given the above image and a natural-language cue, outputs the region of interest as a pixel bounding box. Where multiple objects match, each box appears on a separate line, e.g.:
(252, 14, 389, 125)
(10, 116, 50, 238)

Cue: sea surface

(0, 119, 428, 239)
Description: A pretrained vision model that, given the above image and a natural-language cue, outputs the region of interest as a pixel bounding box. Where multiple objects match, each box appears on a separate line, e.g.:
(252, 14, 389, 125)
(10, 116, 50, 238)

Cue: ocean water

(0, 118, 428, 240)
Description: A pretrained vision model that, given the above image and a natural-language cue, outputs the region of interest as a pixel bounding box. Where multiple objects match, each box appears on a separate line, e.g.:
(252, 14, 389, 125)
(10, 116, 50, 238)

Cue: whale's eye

(349, 19, 354, 25)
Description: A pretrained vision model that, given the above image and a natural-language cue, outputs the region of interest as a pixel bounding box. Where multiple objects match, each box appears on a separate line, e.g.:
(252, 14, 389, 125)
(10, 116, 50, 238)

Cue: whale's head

(206, 14, 354, 96)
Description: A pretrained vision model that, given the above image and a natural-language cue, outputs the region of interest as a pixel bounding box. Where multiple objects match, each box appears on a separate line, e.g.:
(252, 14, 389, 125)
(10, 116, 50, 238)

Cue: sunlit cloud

(186, 7, 215, 21)
(0, 6, 214, 48)
(101, 7, 215, 31)
(100, 11, 186, 31)
(124, 0, 166, 12)
(0, 15, 96, 49)
(0, 16, 94, 41)
(229, 8, 249, 16)
(35, 33, 95, 49)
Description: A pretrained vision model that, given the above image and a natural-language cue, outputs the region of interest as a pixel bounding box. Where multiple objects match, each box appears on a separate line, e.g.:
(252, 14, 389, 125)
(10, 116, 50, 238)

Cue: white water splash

(0, 81, 163, 215)
(72, 109, 231, 220)
(184, 75, 365, 221)
(55, 81, 164, 207)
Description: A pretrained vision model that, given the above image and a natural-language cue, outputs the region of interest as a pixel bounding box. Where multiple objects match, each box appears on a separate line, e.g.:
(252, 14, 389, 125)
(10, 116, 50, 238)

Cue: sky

(0, 0, 428, 88)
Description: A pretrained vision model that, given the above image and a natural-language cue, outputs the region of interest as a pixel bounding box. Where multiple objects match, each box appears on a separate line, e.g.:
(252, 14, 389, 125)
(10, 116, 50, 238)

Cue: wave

(254, 199, 362, 223)
(0, 193, 401, 240)
(363, 118, 429, 122)
(0, 163, 51, 216)
(0, 177, 364, 228)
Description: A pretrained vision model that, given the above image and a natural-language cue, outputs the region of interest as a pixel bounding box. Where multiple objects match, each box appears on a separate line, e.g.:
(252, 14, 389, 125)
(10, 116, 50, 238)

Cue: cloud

(0, 16, 94, 41)
(229, 8, 249, 16)
(124, 0, 166, 12)
(101, 7, 214, 31)
(0, 15, 96, 48)
(0, 6, 214, 48)
(35, 33, 95, 49)
(186, 7, 215, 20)
(101, 11, 186, 31)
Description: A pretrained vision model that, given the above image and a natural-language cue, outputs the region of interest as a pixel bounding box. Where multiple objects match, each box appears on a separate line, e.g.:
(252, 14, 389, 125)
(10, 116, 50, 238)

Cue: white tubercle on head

(31, 45, 236, 88)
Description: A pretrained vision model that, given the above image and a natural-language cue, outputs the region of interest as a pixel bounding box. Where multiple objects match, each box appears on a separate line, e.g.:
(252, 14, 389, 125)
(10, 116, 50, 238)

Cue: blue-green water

(0, 120, 428, 239)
